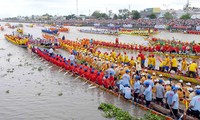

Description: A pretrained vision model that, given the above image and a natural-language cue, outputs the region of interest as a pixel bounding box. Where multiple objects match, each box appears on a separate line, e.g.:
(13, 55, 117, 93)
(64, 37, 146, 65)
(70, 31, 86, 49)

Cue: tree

(91, 11, 109, 19)
(164, 12, 173, 19)
(149, 13, 156, 19)
(113, 14, 118, 19)
(180, 13, 191, 19)
(131, 10, 140, 19)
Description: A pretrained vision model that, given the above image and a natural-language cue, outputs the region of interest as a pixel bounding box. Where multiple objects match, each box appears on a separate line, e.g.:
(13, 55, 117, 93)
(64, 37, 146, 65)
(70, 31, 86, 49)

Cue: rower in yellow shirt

(170, 55, 178, 72)
(188, 61, 197, 78)
(124, 52, 129, 64)
(111, 50, 116, 59)
(164, 54, 170, 72)
(147, 55, 152, 69)
(129, 57, 135, 67)
(181, 58, 187, 75)
(152, 54, 156, 70)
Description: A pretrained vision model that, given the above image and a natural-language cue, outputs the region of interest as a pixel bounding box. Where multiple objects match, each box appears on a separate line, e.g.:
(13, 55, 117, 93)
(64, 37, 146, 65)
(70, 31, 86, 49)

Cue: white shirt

(49, 48, 53, 53)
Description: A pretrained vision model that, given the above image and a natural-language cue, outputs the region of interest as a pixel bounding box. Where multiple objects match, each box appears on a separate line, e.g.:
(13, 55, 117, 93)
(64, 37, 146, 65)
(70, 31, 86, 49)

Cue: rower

(133, 76, 140, 103)
(165, 86, 175, 109)
(142, 82, 152, 107)
(188, 88, 195, 101)
(171, 87, 179, 118)
(122, 86, 132, 100)
(49, 47, 54, 56)
(156, 79, 165, 105)
(187, 89, 200, 119)
(170, 55, 178, 73)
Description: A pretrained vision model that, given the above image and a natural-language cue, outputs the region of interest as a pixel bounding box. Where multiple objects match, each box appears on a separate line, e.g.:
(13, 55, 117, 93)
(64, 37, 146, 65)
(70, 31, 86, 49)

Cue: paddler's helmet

(195, 89, 200, 95)
(179, 80, 183, 83)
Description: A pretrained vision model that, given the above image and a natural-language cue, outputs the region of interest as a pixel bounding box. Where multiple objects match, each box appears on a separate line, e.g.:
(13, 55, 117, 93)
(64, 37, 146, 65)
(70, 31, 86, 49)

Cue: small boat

(41, 29, 59, 35)
(17, 29, 23, 34)
(148, 70, 200, 84)
(78, 29, 118, 36)
(4, 34, 28, 48)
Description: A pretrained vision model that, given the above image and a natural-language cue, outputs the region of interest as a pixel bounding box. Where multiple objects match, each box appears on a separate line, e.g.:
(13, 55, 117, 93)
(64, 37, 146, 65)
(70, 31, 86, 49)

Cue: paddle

(64, 71, 69, 75)
(58, 68, 63, 72)
(168, 104, 177, 119)
(88, 86, 96, 89)
(74, 76, 80, 80)
(49, 66, 53, 68)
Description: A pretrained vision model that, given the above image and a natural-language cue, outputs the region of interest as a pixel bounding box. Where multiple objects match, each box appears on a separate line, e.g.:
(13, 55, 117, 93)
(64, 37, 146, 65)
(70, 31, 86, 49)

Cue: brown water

(0, 23, 146, 120)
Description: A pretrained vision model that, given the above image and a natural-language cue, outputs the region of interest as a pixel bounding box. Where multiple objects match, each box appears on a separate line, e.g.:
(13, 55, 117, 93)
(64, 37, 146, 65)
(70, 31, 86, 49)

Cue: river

(0, 22, 199, 120)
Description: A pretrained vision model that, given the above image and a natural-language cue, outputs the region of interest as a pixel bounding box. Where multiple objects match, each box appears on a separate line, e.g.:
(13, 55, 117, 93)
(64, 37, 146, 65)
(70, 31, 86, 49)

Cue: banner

(154, 25, 166, 29)
(196, 26, 200, 31)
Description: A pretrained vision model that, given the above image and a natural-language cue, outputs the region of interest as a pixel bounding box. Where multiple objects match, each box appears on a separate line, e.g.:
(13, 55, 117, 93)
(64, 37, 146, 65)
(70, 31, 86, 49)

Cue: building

(140, 8, 161, 18)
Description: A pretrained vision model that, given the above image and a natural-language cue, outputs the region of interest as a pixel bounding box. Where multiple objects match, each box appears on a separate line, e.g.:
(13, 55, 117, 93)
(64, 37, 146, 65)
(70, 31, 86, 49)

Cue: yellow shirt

(148, 57, 152, 65)
(152, 57, 156, 66)
(189, 63, 197, 72)
(165, 57, 170, 66)
(182, 60, 187, 71)
(171, 58, 178, 67)
(159, 61, 165, 67)
(130, 60, 135, 66)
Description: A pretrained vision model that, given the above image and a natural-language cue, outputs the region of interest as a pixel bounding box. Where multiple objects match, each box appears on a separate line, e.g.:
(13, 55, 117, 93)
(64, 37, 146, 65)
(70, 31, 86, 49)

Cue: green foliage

(113, 14, 118, 19)
(65, 14, 76, 20)
(131, 10, 141, 19)
(98, 103, 165, 120)
(180, 13, 191, 19)
(144, 112, 165, 120)
(91, 11, 109, 19)
(149, 13, 157, 19)
(164, 12, 173, 20)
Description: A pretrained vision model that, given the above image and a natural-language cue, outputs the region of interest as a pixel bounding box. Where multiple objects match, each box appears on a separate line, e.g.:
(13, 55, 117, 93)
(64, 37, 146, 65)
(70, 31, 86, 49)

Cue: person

(156, 79, 165, 105)
(164, 54, 170, 72)
(171, 87, 179, 118)
(188, 88, 195, 101)
(49, 47, 54, 56)
(68, 53, 75, 64)
(133, 76, 140, 103)
(105, 65, 116, 78)
(170, 55, 178, 73)
(142, 82, 152, 107)
(182, 58, 187, 75)
(122, 86, 132, 100)
(62, 35, 65, 40)
(165, 86, 175, 109)
(187, 89, 200, 119)
(188, 61, 197, 78)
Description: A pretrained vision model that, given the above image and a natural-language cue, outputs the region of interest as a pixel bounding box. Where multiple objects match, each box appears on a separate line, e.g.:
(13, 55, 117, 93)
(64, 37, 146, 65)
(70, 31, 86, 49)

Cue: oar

(64, 71, 69, 75)
(74, 76, 80, 80)
(88, 83, 93, 87)
(82, 81, 88, 85)
(49, 66, 52, 68)
(88, 86, 96, 89)
(58, 68, 63, 72)
(168, 104, 176, 119)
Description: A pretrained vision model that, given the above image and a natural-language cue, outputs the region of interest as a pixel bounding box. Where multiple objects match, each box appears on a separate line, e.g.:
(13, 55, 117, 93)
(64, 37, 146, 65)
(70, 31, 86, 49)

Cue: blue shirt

(134, 81, 140, 93)
(156, 84, 165, 98)
(123, 87, 132, 99)
(143, 86, 152, 101)
(190, 95, 200, 111)
(144, 79, 154, 87)
(172, 93, 179, 109)
(165, 91, 174, 105)
(122, 74, 130, 81)
(106, 68, 116, 77)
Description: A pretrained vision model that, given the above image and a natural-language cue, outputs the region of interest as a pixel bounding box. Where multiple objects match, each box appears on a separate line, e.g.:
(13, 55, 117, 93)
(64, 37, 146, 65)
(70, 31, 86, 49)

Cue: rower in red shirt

(97, 72, 103, 85)
(90, 70, 97, 82)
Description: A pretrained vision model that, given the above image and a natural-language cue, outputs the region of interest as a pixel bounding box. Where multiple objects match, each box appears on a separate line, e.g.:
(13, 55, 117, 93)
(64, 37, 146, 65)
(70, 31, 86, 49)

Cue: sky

(0, 0, 199, 18)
